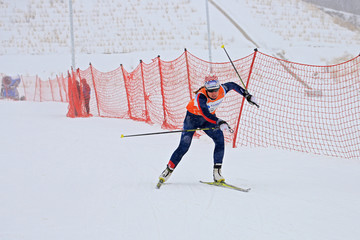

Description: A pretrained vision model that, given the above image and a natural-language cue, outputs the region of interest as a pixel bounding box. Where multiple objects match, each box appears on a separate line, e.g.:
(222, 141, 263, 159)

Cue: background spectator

(81, 78, 91, 115)
(1, 75, 21, 100)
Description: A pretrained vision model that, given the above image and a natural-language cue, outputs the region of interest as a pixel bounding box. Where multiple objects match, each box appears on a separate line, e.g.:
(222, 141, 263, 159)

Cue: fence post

(184, 48, 193, 100)
(76, 68, 84, 106)
(34, 75, 39, 102)
(40, 76, 43, 102)
(20, 75, 27, 101)
(56, 75, 64, 102)
(67, 71, 71, 102)
(49, 77, 55, 101)
(62, 74, 68, 102)
(140, 60, 150, 123)
(71, 67, 80, 115)
(89, 63, 101, 116)
(232, 49, 258, 148)
(157, 55, 168, 128)
(66, 71, 74, 117)
(121, 64, 132, 119)
(76, 69, 86, 116)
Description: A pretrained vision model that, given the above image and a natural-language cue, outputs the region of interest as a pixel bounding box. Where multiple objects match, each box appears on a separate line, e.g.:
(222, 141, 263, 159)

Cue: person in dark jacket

(81, 78, 91, 115)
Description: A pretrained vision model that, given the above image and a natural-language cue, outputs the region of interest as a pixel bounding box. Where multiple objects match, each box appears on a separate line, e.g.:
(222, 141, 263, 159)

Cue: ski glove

(217, 119, 230, 132)
(244, 91, 259, 108)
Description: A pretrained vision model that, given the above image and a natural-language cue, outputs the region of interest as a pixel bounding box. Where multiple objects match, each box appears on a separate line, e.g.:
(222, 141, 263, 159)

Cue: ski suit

(168, 82, 247, 169)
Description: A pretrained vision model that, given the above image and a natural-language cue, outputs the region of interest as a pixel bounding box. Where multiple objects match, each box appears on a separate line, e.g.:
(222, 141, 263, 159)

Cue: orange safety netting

(67, 49, 360, 159)
(0, 74, 68, 102)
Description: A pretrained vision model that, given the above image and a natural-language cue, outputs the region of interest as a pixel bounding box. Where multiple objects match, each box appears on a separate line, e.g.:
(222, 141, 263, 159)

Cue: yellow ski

(200, 181, 251, 192)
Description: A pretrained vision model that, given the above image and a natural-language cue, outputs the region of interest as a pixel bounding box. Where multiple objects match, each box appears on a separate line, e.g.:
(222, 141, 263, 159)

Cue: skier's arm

(222, 82, 246, 96)
(223, 82, 259, 107)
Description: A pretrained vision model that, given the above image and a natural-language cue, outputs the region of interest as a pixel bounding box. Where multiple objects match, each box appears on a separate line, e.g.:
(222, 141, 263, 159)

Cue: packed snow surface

(1, 101, 360, 240)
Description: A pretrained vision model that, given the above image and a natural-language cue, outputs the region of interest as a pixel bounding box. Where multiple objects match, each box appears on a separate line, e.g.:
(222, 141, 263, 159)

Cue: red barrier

(68, 49, 360, 159)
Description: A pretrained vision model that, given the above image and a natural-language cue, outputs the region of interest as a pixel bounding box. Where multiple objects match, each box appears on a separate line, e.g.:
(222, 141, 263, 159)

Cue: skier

(158, 75, 258, 184)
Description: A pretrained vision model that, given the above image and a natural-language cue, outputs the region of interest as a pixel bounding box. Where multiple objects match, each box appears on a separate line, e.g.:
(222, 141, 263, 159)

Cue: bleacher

(0, 0, 231, 55)
(245, 0, 360, 47)
(1, 0, 359, 56)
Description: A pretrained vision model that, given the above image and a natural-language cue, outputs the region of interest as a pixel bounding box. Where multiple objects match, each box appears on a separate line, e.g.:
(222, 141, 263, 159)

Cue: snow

(1, 0, 360, 239)
(1, 101, 360, 240)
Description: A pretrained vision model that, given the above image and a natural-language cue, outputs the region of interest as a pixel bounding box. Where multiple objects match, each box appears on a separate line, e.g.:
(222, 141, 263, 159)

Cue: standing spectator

(81, 78, 91, 115)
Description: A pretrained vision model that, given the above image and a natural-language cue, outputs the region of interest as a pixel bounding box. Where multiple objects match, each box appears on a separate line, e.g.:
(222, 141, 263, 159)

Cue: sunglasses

(207, 88, 219, 93)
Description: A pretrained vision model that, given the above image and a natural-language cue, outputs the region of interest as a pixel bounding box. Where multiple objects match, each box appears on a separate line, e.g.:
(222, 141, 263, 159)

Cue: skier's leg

(204, 128, 225, 165)
(159, 112, 198, 183)
(168, 129, 195, 169)
(204, 128, 225, 182)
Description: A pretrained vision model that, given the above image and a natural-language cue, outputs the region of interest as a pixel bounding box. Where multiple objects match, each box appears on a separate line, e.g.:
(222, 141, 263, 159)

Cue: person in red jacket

(158, 75, 258, 184)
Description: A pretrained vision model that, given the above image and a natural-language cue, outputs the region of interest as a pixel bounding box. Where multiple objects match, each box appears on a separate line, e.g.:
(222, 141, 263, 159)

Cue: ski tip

(156, 179, 164, 189)
(221, 44, 225, 48)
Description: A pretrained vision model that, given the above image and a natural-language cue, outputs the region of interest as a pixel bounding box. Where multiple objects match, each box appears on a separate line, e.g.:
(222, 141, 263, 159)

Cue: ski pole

(221, 45, 247, 90)
(222, 45, 259, 108)
(120, 127, 218, 138)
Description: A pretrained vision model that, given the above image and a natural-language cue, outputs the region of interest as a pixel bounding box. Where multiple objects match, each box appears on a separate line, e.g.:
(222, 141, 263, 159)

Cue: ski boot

(156, 165, 174, 189)
(213, 164, 225, 183)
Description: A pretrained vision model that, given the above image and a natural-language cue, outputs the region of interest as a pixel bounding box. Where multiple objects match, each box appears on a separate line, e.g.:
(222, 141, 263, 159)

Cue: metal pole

(120, 127, 219, 138)
(205, 0, 212, 71)
(69, 0, 75, 69)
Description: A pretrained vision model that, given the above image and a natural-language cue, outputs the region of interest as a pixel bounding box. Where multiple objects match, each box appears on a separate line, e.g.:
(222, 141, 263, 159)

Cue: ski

(200, 181, 251, 192)
(156, 179, 164, 189)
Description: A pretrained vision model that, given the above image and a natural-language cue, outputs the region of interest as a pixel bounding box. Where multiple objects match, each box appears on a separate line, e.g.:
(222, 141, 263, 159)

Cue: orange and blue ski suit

(167, 82, 247, 169)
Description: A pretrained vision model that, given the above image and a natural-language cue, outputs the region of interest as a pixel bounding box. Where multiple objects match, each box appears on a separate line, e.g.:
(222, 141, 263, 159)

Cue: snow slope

(1, 101, 360, 240)
(1, 1, 360, 238)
